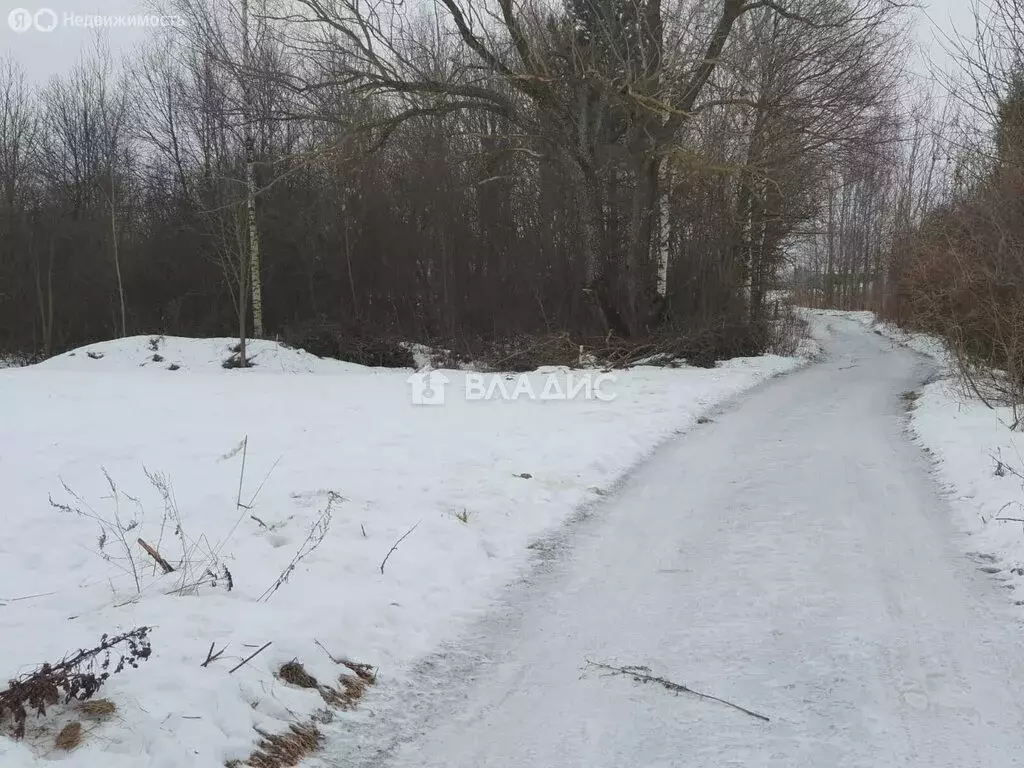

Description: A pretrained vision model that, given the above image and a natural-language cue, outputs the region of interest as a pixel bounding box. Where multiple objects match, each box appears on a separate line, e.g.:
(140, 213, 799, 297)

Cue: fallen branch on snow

(201, 641, 227, 668)
(229, 641, 272, 674)
(138, 538, 175, 573)
(583, 659, 770, 723)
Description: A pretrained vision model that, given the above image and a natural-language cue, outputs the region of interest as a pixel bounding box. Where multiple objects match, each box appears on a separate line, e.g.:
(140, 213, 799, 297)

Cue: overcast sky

(0, 0, 984, 85)
(2, 0, 155, 81)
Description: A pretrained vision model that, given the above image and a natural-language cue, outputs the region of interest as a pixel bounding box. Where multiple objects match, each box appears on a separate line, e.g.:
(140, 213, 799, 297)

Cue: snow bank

(36, 335, 373, 374)
(889, 326, 1024, 591)
(912, 381, 1024, 563)
(0, 337, 804, 767)
(868, 319, 950, 363)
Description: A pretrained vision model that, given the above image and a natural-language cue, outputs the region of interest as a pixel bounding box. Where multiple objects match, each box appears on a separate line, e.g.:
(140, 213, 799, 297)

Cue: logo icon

(7, 8, 33, 32)
(407, 371, 449, 405)
(34, 8, 57, 31)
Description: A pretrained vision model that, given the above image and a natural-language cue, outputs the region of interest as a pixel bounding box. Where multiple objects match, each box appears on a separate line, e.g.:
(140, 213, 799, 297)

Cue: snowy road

(343, 317, 1024, 768)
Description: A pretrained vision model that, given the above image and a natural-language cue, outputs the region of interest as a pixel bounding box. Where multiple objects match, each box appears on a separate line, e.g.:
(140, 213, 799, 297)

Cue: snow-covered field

(818, 312, 1024, 604)
(0, 335, 803, 767)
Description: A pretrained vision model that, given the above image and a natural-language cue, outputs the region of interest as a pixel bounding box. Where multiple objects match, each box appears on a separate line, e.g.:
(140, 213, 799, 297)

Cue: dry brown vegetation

(228, 654, 376, 767)
(226, 722, 322, 768)
(0, 628, 150, 740)
(873, 0, 1024, 422)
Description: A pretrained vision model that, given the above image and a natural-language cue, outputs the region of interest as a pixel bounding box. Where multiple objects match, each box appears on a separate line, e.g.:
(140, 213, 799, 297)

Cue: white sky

(0, 0, 984, 85)
(2, 0, 155, 82)
(912, 0, 977, 84)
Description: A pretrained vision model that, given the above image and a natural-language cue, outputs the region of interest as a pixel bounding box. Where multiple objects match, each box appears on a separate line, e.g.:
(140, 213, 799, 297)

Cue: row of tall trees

(0, 0, 911, 360)
(875, 0, 1024, 419)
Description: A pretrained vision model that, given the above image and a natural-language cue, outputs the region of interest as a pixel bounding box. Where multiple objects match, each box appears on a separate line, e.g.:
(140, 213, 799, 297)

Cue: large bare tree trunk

(577, 172, 627, 337)
(626, 155, 660, 334)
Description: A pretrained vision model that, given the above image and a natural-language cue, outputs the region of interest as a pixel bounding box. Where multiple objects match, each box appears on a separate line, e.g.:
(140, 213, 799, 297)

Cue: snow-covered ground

(0, 334, 804, 767)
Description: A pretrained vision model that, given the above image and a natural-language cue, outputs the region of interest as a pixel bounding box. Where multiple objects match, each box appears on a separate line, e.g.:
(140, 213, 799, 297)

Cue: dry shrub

(277, 661, 317, 689)
(229, 722, 322, 768)
(338, 674, 368, 706)
(466, 332, 581, 371)
(895, 166, 1024, 423)
(336, 659, 376, 708)
(276, 656, 376, 712)
(288, 315, 778, 374)
(459, 321, 770, 372)
(339, 659, 375, 682)
(323, 660, 376, 709)
(283, 323, 416, 368)
(0, 628, 151, 739)
(765, 301, 811, 357)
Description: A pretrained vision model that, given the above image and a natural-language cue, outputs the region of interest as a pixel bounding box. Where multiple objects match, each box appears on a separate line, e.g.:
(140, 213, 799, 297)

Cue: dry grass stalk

(259, 493, 339, 602)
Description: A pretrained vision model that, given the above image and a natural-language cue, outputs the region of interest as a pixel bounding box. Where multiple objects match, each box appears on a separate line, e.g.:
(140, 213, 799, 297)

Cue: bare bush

(49, 472, 145, 593)
(897, 166, 1024, 424)
(0, 627, 151, 739)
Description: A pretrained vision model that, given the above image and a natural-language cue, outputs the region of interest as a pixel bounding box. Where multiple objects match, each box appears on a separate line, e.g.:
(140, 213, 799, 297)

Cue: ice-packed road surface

(356, 317, 1024, 768)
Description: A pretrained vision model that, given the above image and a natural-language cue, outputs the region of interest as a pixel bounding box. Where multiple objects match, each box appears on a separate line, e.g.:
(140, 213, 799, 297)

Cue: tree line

(0, 0, 910, 362)
(863, 0, 1024, 425)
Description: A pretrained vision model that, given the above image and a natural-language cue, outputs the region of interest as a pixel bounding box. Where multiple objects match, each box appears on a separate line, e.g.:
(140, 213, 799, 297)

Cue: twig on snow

(584, 659, 770, 723)
(229, 641, 271, 674)
(380, 520, 421, 575)
(0, 591, 58, 607)
(201, 641, 227, 668)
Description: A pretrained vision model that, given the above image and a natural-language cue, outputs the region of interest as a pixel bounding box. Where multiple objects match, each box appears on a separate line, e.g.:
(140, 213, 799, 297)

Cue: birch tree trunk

(243, 0, 263, 338)
(656, 166, 671, 301)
